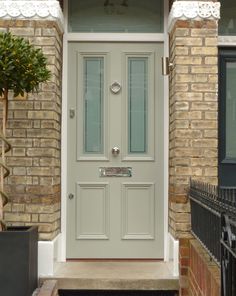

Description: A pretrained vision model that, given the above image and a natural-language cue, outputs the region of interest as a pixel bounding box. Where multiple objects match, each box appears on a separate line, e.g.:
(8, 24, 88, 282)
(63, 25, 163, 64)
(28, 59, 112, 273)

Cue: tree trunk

(0, 89, 8, 231)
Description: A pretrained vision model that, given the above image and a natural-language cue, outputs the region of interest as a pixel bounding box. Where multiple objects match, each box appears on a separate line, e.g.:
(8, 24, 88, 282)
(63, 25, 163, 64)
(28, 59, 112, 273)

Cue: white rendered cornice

(168, 1, 221, 32)
(0, 1, 64, 32)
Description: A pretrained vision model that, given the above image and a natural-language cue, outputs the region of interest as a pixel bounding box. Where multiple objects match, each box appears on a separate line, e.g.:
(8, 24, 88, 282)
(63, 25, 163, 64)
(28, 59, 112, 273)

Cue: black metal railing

(189, 180, 236, 296)
(189, 180, 236, 263)
(221, 214, 236, 296)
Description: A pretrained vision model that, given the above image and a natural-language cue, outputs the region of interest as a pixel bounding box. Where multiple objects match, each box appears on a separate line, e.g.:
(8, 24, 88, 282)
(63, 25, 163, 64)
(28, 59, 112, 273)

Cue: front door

(67, 42, 164, 258)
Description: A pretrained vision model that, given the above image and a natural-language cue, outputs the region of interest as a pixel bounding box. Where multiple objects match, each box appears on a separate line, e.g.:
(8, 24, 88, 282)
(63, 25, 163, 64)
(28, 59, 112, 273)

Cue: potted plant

(0, 32, 51, 296)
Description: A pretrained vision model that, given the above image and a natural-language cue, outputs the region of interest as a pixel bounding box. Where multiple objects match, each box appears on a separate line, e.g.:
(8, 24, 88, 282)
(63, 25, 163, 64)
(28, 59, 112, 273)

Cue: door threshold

(66, 259, 163, 262)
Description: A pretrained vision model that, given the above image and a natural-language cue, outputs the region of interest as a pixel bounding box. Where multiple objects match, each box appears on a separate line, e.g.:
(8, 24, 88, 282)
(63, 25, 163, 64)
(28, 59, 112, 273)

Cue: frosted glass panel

(68, 0, 163, 33)
(84, 58, 104, 154)
(128, 58, 148, 153)
(226, 62, 236, 159)
(219, 0, 236, 35)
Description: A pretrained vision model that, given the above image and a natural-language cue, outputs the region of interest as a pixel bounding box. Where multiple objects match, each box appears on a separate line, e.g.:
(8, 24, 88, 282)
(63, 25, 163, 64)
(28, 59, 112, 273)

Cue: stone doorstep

(40, 261, 179, 291)
(33, 280, 58, 296)
(49, 278, 179, 291)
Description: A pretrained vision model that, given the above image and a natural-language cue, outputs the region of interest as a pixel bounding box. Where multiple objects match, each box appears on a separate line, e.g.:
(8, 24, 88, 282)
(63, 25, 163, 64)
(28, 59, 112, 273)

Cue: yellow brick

(174, 111, 202, 120)
(176, 56, 202, 65)
(175, 46, 189, 55)
(191, 66, 218, 74)
(190, 158, 217, 167)
(191, 83, 217, 92)
(191, 102, 217, 111)
(174, 28, 190, 37)
(204, 167, 218, 177)
(191, 47, 217, 55)
(205, 57, 217, 65)
(204, 130, 218, 138)
(175, 130, 202, 139)
(191, 139, 217, 148)
(205, 111, 218, 119)
(191, 28, 217, 37)
(174, 83, 189, 92)
(204, 93, 218, 101)
(205, 37, 218, 46)
(175, 65, 189, 74)
(176, 74, 208, 83)
(175, 92, 203, 101)
(175, 37, 203, 46)
(208, 74, 218, 83)
(175, 102, 189, 110)
(191, 120, 217, 129)
(9, 27, 34, 36)
(5, 213, 31, 222)
(12, 204, 25, 212)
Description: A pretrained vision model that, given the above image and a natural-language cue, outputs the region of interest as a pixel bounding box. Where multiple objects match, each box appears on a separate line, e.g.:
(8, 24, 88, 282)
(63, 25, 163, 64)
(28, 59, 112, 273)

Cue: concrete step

(41, 261, 179, 291)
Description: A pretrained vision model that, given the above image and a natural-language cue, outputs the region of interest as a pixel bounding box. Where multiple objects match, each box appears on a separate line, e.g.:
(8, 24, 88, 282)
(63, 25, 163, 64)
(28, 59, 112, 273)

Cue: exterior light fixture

(162, 57, 174, 76)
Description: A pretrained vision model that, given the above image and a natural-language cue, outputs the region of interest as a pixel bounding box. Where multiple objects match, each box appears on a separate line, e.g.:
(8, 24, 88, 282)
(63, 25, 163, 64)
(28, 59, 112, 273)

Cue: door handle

(112, 147, 120, 156)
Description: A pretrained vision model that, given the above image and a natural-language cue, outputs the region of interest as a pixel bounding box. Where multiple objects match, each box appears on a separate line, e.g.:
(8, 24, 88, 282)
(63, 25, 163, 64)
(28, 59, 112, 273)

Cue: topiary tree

(0, 32, 51, 231)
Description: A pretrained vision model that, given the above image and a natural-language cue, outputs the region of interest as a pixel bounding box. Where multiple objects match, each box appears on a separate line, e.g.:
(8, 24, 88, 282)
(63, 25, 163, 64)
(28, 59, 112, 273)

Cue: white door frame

(60, 0, 170, 262)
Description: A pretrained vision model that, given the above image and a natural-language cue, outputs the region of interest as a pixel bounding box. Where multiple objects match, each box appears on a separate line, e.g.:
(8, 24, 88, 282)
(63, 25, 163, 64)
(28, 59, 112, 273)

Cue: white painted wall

(38, 234, 62, 276)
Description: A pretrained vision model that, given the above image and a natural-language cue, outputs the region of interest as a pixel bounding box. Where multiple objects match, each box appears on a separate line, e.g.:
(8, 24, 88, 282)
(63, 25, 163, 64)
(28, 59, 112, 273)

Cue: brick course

(0, 19, 63, 240)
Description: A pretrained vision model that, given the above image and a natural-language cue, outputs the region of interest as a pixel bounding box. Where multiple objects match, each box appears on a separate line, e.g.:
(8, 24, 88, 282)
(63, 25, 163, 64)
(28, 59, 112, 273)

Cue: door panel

(76, 183, 109, 240)
(67, 42, 164, 258)
(121, 183, 155, 240)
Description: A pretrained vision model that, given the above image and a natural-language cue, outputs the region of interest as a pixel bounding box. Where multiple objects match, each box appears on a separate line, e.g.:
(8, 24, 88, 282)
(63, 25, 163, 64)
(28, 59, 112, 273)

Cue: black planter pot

(0, 226, 38, 296)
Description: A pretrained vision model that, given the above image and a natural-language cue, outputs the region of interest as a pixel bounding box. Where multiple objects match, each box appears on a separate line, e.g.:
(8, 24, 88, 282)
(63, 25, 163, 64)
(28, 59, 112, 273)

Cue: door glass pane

(83, 58, 104, 154)
(68, 0, 163, 33)
(219, 0, 236, 35)
(226, 62, 236, 159)
(128, 58, 148, 154)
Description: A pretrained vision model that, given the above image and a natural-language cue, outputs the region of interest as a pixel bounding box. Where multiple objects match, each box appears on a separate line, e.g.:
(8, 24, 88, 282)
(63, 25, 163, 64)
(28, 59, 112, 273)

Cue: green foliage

(0, 32, 51, 97)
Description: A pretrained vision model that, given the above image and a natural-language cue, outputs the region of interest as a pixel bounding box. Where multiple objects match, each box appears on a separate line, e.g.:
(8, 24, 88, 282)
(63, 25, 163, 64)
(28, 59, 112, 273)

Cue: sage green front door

(67, 42, 164, 258)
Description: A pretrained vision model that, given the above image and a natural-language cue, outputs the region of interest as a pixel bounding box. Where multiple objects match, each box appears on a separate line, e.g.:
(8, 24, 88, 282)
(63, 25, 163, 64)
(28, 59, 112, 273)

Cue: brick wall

(169, 17, 219, 296)
(179, 237, 220, 296)
(0, 20, 63, 240)
(179, 238, 190, 295)
(188, 239, 220, 296)
(169, 19, 218, 238)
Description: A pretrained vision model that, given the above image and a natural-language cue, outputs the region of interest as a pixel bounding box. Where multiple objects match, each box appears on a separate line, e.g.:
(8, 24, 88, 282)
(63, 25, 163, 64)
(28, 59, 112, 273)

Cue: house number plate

(99, 167, 132, 177)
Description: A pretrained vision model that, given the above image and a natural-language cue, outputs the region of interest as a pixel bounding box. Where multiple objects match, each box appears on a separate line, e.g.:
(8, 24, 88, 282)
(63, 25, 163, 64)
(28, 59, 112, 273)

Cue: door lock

(68, 193, 74, 200)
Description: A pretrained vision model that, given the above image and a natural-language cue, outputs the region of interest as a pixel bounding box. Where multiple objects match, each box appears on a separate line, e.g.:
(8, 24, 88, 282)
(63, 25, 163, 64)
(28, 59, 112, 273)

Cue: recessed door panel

(76, 183, 109, 240)
(122, 183, 155, 240)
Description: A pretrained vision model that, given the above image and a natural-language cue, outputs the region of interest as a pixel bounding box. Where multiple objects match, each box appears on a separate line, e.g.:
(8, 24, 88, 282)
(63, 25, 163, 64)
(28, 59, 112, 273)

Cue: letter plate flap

(99, 167, 132, 177)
